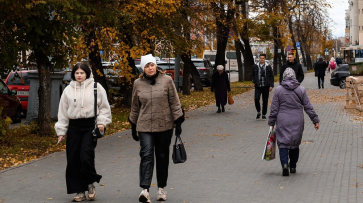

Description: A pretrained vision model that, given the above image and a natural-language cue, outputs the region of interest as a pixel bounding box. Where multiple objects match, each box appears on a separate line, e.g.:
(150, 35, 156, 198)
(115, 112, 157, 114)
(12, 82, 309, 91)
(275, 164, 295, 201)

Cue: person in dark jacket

(268, 68, 319, 176)
(211, 65, 231, 113)
(314, 57, 328, 89)
(251, 54, 274, 119)
(280, 53, 304, 84)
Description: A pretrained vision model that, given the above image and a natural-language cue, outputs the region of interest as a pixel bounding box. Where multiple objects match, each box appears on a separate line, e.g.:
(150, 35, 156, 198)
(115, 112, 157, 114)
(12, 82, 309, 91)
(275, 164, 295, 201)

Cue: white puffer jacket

(55, 75, 112, 136)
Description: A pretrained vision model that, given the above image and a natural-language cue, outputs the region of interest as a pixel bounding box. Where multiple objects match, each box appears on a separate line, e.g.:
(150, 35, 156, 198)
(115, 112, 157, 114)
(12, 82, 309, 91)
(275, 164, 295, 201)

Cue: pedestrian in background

(251, 54, 274, 119)
(211, 65, 231, 113)
(268, 68, 319, 176)
(55, 63, 112, 202)
(328, 57, 338, 73)
(314, 57, 328, 89)
(280, 53, 304, 84)
(129, 54, 185, 203)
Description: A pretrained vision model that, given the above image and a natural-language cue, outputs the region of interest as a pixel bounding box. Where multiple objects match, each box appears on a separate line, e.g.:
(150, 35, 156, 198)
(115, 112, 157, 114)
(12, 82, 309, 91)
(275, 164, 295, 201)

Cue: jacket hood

(69, 73, 95, 108)
(281, 78, 300, 90)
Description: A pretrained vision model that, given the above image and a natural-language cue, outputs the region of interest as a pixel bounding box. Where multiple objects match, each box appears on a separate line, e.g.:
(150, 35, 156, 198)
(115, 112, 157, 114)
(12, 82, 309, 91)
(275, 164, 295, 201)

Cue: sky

(327, 0, 348, 38)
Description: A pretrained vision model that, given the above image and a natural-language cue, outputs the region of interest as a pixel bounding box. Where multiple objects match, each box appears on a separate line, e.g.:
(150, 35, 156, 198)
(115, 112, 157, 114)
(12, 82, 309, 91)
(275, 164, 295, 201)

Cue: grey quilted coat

(129, 73, 183, 132)
(268, 78, 320, 149)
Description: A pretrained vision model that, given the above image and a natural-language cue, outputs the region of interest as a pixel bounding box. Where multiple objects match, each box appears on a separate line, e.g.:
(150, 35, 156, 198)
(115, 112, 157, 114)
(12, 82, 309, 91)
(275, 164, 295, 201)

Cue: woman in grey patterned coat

(268, 68, 319, 176)
(129, 54, 185, 203)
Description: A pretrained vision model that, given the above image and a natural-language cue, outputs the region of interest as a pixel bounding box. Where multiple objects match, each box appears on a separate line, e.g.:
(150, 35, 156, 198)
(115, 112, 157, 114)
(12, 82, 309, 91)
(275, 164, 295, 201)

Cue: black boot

(217, 106, 221, 113)
(322, 84, 324, 89)
(222, 106, 225, 112)
(282, 164, 289, 176)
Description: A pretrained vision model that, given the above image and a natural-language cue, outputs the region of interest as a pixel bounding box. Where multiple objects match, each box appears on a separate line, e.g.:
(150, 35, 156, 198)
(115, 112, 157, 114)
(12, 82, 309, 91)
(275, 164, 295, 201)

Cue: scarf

(143, 71, 159, 85)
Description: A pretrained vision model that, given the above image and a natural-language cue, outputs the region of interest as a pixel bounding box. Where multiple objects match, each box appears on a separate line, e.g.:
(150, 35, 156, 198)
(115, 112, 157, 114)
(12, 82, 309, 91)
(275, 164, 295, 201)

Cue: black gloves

(174, 108, 185, 136)
(175, 124, 182, 136)
(128, 117, 139, 141)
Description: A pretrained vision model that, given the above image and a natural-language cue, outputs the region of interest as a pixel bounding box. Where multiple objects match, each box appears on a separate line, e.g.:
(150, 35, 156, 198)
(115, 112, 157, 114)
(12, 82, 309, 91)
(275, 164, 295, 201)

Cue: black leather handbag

(92, 82, 106, 141)
(172, 135, 187, 164)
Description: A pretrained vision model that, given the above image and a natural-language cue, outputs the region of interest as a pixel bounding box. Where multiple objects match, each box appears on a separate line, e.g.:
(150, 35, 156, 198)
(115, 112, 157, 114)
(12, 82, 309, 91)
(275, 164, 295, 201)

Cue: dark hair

(259, 54, 266, 58)
(71, 63, 91, 80)
(318, 57, 323, 61)
(288, 53, 294, 56)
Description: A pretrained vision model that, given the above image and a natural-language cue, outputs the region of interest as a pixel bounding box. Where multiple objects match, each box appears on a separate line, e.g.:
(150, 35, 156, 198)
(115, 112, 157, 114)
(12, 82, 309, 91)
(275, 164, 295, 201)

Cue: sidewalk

(1, 72, 362, 203)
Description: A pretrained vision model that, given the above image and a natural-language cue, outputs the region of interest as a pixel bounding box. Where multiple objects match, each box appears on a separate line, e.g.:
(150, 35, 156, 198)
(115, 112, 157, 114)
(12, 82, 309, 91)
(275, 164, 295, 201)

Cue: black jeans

(66, 117, 101, 194)
(318, 76, 324, 88)
(139, 129, 173, 189)
(254, 86, 270, 115)
(279, 148, 299, 168)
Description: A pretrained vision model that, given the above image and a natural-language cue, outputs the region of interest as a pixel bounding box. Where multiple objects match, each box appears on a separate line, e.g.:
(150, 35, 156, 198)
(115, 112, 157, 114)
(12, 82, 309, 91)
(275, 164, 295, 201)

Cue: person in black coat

(251, 54, 274, 119)
(280, 53, 304, 84)
(314, 57, 328, 89)
(211, 65, 231, 113)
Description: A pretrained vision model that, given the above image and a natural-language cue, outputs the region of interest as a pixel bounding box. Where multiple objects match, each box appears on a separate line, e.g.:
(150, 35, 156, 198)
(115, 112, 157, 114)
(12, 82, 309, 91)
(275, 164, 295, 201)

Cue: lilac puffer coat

(268, 78, 320, 149)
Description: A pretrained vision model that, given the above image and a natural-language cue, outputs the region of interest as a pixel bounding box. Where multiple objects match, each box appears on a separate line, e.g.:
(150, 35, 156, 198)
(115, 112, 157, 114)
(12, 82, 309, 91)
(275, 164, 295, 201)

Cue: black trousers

(318, 76, 324, 88)
(66, 117, 102, 194)
(279, 148, 299, 168)
(138, 129, 173, 189)
(254, 86, 270, 115)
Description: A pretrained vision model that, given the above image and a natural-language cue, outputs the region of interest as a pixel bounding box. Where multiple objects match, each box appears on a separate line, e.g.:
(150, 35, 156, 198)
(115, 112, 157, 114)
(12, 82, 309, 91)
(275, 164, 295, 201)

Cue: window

(192, 62, 204, 67)
(6, 72, 30, 85)
(355, 50, 363, 58)
(226, 52, 237, 59)
(204, 55, 216, 61)
(0, 81, 9, 95)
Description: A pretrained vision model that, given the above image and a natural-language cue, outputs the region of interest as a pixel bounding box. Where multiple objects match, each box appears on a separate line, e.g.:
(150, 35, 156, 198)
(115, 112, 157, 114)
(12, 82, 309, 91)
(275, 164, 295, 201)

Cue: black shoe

(217, 109, 221, 113)
(256, 113, 261, 119)
(262, 115, 266, 120)
(322, 84, 324, 89)
(222, 106, 225, 112)
(290, 168, 296, 173)
(282, 164, 289, 176)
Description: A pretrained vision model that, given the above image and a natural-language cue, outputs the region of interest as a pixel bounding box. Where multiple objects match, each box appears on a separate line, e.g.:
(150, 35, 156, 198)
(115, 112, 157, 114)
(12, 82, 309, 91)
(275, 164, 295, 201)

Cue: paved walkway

(1, 72, 363, 203)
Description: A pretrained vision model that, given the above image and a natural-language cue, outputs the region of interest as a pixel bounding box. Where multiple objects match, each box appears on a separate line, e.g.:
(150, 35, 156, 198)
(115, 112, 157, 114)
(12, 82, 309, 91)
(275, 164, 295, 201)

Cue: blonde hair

(330, 57, 335, 62)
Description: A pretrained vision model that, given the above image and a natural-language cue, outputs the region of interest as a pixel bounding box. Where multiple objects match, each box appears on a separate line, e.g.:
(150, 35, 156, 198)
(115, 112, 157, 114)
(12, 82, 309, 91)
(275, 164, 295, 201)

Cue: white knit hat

(140, 54, 156, 69)
(217, 65, 224, 71)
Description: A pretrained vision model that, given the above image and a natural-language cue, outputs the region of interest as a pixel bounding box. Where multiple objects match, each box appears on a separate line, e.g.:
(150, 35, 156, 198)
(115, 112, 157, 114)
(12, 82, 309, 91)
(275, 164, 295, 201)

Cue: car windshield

(193, 62, 204, 67)
(204, 55, 216, 62)
(7, 72, 31, 85)
(158, 64, 175, 70)
(226, 52, 237, 59)
(134, 60, 141, 65)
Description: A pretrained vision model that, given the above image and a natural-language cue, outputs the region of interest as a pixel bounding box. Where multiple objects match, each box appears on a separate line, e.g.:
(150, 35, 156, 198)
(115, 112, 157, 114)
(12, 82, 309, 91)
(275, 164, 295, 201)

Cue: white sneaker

(88, 183, 96, 201)
(73, 192, 86, 202)
(157, 188, 167, 201)
(139, 189, 151, 203)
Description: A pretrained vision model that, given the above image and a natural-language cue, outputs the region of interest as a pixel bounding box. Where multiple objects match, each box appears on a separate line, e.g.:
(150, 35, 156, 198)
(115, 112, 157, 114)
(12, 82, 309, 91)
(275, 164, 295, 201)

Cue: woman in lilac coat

(268, 68, 319, 176)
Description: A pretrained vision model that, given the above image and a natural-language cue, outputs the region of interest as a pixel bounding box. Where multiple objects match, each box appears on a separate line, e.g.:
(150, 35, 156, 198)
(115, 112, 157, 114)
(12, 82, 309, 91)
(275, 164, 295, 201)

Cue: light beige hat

(217, 65, 224, 71)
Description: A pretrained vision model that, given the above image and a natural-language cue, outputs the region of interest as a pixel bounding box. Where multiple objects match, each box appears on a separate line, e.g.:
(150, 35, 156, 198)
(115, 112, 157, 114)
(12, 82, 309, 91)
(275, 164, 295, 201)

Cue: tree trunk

(235, 39, 243, 81)
(35, 50, 52, 135)
(181, 53, 191, 95)
(241, 38, 254, 81)
(86, 31, 109, 94)
(288, 16, 299, 60)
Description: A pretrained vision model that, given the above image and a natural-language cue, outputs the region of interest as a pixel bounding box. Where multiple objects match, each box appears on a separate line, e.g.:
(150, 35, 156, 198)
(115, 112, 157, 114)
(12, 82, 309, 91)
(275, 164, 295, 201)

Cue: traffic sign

(296, 42, 300, 50)
(286, 46, 291, 51)
(325, 48, 329, 52)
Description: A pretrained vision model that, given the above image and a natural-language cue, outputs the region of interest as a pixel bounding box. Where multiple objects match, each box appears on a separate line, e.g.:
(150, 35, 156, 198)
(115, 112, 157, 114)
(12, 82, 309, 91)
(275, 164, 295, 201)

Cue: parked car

(330, 64, 350, 89)
(5, 70, 36, 113)
(157, 61, 183, 79)
(0, 79, 22, 123)
(191, 58, 213, 86)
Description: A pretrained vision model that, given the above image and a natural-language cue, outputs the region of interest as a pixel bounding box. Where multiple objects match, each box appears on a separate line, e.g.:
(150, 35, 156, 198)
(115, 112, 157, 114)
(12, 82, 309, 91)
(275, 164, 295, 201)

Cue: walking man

(280, 53, 304, 84)
(314, 57, 328, 89)
(252, 54, 274, 119)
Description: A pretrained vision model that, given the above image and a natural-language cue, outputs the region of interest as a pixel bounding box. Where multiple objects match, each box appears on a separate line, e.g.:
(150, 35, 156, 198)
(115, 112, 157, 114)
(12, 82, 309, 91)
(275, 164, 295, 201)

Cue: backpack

(330, 61, 336, 70)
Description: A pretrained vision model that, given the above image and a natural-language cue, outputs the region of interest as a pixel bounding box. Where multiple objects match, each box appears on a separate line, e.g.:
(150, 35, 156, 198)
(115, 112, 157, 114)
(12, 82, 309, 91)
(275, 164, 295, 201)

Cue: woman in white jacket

(55, 63, 111, 202)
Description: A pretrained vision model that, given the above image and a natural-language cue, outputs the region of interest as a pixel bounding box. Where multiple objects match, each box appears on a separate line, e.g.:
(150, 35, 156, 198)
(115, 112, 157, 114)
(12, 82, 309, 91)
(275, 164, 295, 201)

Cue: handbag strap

(174, 135, 183, 145)
(291, 89, 303, 105)
(94, 82, 97, 126)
